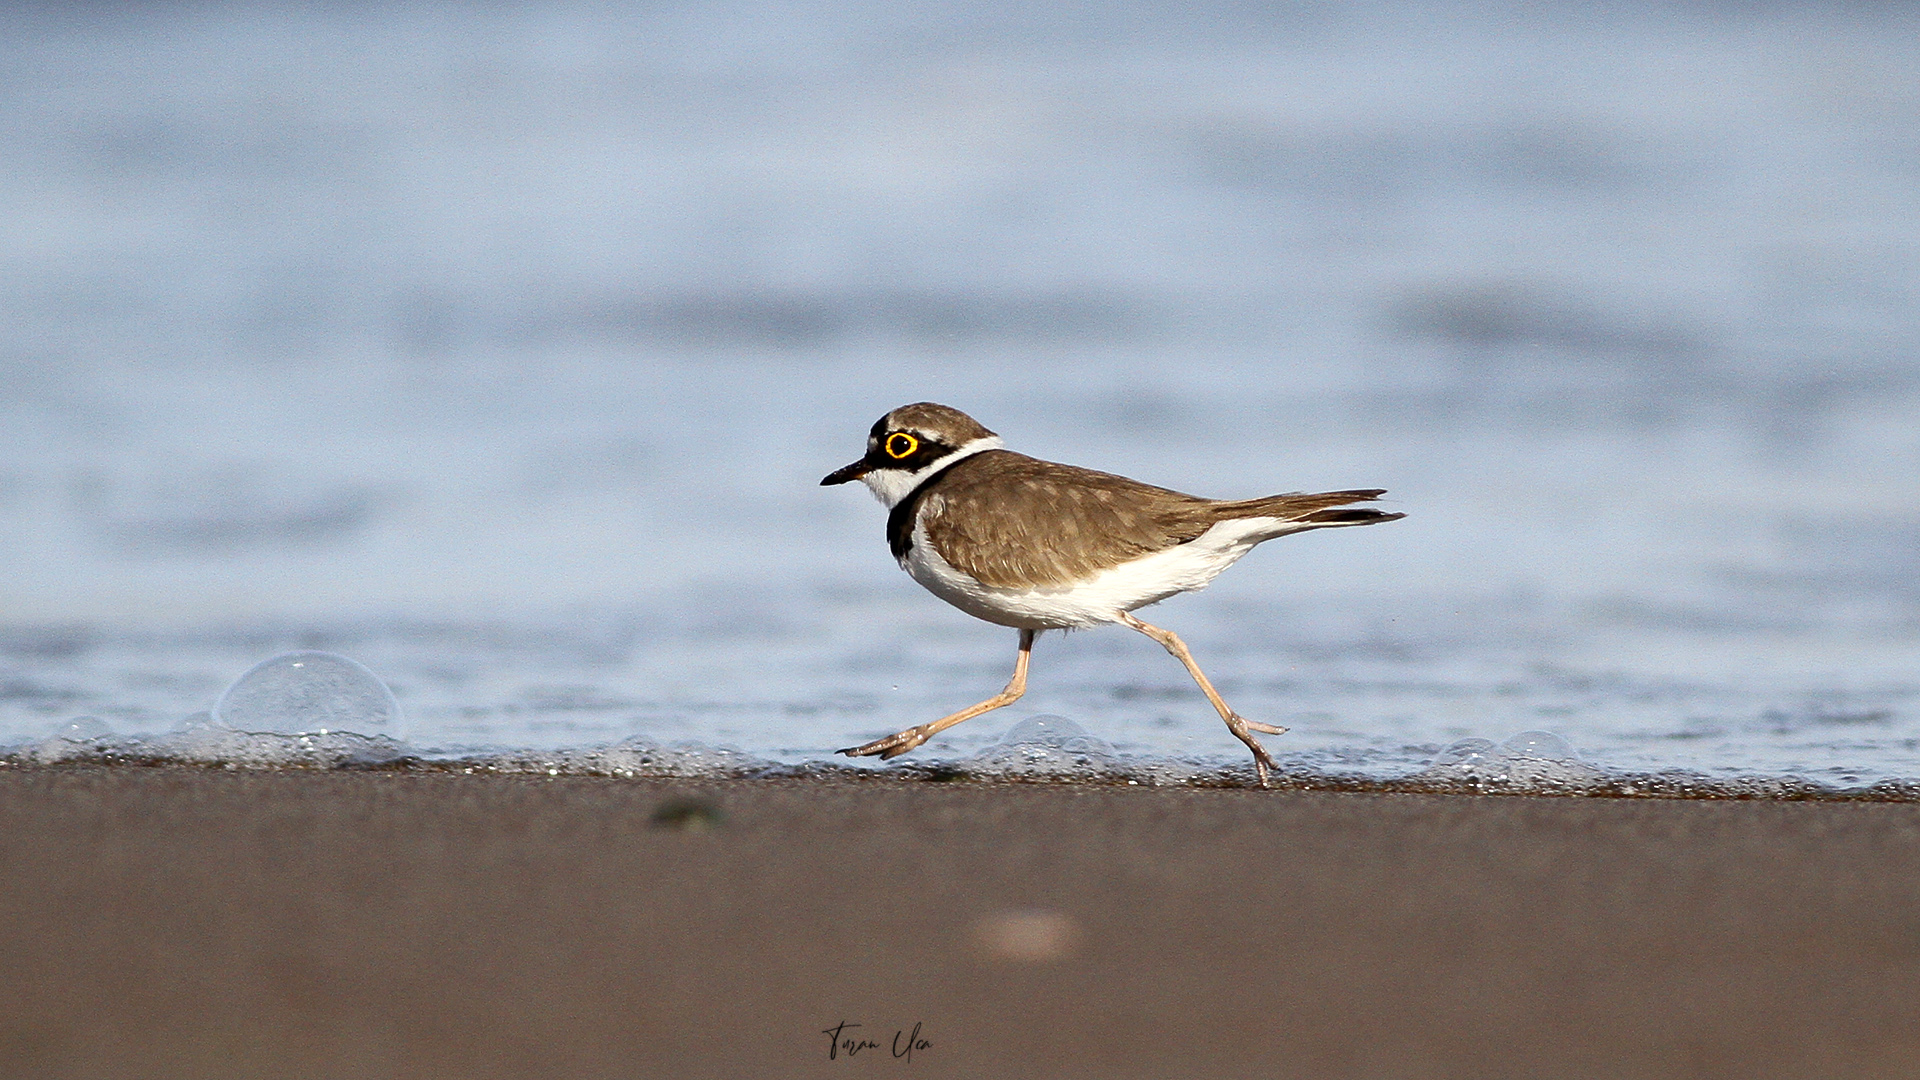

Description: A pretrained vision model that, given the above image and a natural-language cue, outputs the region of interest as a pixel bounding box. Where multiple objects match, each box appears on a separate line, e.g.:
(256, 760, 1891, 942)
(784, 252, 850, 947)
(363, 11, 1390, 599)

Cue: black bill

(820, 459, 870, 485)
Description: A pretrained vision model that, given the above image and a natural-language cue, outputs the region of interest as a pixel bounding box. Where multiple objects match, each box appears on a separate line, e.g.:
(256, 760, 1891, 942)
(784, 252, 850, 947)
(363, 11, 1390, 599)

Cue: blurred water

(3, 1, 1918, 790)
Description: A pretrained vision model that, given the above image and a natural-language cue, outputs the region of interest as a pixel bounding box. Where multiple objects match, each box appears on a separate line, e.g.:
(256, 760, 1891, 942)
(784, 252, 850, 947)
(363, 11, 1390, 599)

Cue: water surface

(3, 1, 1917, 792)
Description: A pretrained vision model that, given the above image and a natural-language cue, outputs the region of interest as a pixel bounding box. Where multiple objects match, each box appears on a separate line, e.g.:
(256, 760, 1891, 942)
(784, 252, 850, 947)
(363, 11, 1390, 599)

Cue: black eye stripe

(862, 429, 954, 470)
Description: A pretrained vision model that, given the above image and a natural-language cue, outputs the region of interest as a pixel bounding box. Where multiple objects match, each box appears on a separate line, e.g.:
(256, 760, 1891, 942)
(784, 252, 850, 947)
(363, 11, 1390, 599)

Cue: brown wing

(917, 456, 1399, 590)
(918, 452, 1221, 589)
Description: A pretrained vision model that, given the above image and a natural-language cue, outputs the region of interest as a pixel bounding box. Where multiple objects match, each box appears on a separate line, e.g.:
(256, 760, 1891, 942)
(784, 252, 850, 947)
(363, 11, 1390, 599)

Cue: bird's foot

(1224, 712, 1282, 788)
(1245, 742, 1276, 788)
(839, 726, 933, 760)
(1246, 743, 1276, 788)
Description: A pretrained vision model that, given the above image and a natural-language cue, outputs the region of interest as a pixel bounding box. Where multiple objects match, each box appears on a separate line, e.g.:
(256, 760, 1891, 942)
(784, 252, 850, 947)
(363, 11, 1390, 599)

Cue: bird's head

(821, 402, 1002, 507)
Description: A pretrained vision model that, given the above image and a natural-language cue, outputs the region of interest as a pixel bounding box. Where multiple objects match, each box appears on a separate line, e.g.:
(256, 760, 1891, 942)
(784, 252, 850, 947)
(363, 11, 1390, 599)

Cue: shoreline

(10, 754, 1920, 802)
(5, 767, 1919, 1078)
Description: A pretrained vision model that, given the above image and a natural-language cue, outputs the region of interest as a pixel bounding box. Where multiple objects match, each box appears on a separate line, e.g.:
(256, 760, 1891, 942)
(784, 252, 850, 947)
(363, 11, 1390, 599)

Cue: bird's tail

(1213, 489, 1404, 537)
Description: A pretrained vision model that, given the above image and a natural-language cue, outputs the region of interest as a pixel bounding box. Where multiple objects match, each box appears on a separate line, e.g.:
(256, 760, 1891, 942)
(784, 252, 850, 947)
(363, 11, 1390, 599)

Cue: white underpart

(904, 512, 1329, 630)
(857, 435, 1005, 507)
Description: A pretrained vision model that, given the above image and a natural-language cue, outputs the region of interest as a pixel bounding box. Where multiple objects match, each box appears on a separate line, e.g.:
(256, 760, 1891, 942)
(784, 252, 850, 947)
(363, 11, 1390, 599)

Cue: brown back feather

(917, 455, 1394, 590)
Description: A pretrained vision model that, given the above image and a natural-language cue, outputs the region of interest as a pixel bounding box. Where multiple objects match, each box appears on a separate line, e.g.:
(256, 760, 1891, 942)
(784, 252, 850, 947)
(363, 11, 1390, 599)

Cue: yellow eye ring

(884, 432, 919, 460)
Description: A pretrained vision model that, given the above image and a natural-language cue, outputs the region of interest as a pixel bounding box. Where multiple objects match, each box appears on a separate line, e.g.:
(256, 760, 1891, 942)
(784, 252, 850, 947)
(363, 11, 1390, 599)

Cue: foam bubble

(144, 707, 408, 768)
(968, 715, 1115, 778)
(462, 737, 769, 779)
(49, 716, 112, 741)
(32, 716, 114, 763)
(213, 651, 401, 737)
(1503, 730, 1577, 760)
(1429, 737, 1502, 774)
(1413, 730, 1608, 792)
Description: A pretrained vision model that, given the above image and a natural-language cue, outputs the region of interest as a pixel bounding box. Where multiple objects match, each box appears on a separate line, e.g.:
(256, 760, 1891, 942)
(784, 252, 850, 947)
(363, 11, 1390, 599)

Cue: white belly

(902, 516, 1299, 630)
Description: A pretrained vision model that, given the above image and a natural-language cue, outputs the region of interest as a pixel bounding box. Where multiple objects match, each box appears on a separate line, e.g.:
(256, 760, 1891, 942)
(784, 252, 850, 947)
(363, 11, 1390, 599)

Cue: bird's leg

(841, 629, 1036, 760)
(1115, 611, 1282, 788)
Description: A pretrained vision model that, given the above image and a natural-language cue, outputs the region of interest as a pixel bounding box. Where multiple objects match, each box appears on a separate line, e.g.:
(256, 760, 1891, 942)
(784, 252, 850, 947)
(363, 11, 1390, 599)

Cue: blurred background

(2, 1, 1917, 782)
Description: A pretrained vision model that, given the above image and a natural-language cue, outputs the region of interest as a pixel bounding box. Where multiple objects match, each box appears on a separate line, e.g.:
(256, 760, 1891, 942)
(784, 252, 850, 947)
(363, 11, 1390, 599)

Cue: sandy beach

(3, 768, 1919, 1079)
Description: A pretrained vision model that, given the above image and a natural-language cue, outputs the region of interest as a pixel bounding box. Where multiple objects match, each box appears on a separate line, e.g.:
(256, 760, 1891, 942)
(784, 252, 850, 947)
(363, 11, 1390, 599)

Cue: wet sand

(3, 768, 1919, 1080)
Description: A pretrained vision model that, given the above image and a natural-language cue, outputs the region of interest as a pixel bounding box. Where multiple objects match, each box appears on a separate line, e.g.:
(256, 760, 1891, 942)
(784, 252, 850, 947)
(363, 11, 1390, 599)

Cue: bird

(820, 402, 1402, 786)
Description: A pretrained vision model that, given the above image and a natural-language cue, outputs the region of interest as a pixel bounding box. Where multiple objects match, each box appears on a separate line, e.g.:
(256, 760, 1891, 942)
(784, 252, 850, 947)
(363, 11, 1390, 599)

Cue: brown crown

(882, 402, 996, 443)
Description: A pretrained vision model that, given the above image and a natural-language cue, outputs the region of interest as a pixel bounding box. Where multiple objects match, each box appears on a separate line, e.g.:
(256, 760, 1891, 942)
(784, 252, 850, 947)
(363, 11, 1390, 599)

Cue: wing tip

(1296, 507, 1406, 526)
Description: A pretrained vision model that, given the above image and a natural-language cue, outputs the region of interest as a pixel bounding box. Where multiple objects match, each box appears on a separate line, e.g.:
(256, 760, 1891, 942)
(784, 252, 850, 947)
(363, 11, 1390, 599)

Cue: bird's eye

(884, 432, 919, 459)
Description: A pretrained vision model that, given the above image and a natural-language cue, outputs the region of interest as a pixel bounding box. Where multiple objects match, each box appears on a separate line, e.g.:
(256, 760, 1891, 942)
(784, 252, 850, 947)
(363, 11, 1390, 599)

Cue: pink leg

(842, 629, 1037, 760)
(1115, 611, 1283, 787)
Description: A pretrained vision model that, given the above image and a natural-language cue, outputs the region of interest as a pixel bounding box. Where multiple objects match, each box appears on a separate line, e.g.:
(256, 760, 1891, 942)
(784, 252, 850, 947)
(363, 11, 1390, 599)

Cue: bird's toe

(842, 727, 929, 759)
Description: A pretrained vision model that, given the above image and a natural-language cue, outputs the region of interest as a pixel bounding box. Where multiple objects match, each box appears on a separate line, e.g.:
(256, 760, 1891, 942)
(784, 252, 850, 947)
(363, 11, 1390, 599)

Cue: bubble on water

(213, 651, 401, 737)
(1000, 715, 1100, 748)
(1503, 730, 1576, 760)
(969, 715, 1115, 778)
(466, 738, 769, 779)
(148, 724, 409, 769)
(601, 737, 763, 777)
(144, 703, 406, 768)
(1413, 731, 1607, 792)
(1428, 738, 1503, 774)
(33, 716, 115, 763)
(578, 737, 672, 777)
(47, 716, 112, 742)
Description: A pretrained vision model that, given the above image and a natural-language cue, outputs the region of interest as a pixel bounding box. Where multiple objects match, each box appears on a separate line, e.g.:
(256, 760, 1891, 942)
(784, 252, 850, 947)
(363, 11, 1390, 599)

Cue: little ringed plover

(822, 401, 1402, 786)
